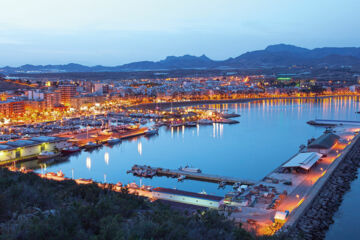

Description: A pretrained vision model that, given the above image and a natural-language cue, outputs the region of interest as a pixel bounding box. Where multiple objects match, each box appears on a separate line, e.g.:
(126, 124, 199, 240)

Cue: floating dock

(128, 165, 255, 186)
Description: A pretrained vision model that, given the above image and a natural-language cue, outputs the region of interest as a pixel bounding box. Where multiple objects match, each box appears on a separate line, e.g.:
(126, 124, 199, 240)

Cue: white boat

(37, 151, 61, 160)
(145, 127, 159, 136)
(107, 137, 121, 145)
(179, 166, 202, 173)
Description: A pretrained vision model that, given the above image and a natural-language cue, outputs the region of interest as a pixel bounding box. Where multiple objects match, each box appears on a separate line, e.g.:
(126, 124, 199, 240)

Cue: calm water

(19, 96, 360, 238)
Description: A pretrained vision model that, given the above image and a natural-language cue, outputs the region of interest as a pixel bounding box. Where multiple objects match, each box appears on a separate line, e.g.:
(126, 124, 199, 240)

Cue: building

(27, 90, 44, 100)
(0, 136, 68, 163)
(0, 100, 25, 117)
(307, 133, 340, 154)
(44, 91, 61, 110)
(151, 187, 222, 209)
(60, 84, 76, 106)
(282, 152, 323, 172)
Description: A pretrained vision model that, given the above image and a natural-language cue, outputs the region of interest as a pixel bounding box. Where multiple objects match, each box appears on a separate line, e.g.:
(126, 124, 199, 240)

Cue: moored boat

(83, 141, 101, 150)
(75, 178, 93, 185)
(197, 119, 213, 125)
(40, 171, 66, 181)
(61, 146, 81, 154)
(106, 137, 121, 145)
(185, 122, 197, 127)
(179, 165, 202, 173)
(145, 127, 159, 136)
(37, 151, 61, 160)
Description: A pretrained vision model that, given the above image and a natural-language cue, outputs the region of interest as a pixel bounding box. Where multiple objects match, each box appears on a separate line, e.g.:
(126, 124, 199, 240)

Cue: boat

(197, 119, 213, 125)
(107, 137, 121, 145)
(37, 151, 61, 160)
(40, 171, 66, 181)
(75, 178, 93, 185)
(220, 112, 241, 118)
(145, 127, 159, 136)
(185, 122, 197, 127)
(179, 165, 202, 173)
(306, 120, 337, 127)
(83, 141, 101, 150)
(61, 146, 81, 154)
(113, 182, 123, 191)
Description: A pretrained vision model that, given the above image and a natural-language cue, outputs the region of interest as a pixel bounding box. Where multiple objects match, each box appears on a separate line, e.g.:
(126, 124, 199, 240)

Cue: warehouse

(151, 187, 222, 209)
(282, 152, 323, 172)
(307, 133, 340, 154)
(0, 136, 68, 163)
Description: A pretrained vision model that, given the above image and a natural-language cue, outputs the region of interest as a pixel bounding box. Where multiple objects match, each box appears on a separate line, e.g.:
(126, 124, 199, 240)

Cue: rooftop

(308, 133, 340, 149)
(152, 187, 223, 201)
(283, 152, 323, 170)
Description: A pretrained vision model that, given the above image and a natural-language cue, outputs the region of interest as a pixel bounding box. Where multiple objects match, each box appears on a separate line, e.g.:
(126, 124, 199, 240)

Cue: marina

(127, 164, 255, 187)
(4, 97, 360, 238)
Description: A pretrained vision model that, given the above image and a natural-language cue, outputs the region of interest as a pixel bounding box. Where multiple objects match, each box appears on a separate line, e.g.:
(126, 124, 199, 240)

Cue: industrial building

(282, 152, 323, 172)
(0, 136, 68, 163)
(307, 133, 340, 154)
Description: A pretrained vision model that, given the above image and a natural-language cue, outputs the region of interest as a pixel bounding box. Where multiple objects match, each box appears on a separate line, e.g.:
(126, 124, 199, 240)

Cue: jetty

(307, 119, 360, 126)
(127, 164, 255, 187)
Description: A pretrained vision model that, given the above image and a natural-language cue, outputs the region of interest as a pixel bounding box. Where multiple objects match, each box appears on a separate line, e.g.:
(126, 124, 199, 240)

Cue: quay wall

(284, 133, 360, 239)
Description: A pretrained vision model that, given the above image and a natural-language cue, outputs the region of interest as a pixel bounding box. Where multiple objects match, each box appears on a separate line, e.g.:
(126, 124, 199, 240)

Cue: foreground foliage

(0, 169, 254, 240)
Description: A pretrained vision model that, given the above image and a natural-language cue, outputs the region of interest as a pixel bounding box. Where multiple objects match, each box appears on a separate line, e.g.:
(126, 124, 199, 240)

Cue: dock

(127, 165, 255, 186)
(307, 119, 360, 126)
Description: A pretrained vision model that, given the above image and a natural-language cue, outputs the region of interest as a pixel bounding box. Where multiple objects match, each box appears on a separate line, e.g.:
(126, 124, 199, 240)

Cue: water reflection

(21, 96, 359, 197)
(86, 156, 91, 170)
(137, 141, 142, 156)
(104, 152, 109, 165)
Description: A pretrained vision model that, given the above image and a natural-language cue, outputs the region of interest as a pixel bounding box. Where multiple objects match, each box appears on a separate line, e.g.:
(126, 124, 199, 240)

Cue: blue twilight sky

(0, 0, 359, 66)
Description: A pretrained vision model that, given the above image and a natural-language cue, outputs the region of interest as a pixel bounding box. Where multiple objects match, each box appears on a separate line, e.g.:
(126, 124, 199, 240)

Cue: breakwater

(288, 134, 360, 239)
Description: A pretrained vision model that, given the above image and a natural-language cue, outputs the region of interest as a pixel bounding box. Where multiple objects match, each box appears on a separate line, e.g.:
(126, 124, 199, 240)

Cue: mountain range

(2, 44, 360, 74)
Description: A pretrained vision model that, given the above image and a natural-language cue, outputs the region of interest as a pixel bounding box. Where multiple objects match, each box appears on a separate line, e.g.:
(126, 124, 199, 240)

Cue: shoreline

(130, 95, 359, 110)
(285, 132, 360, 239)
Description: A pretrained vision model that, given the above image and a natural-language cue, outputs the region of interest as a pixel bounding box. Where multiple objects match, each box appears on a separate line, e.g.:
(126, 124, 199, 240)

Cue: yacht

(37, 151, 61, 160)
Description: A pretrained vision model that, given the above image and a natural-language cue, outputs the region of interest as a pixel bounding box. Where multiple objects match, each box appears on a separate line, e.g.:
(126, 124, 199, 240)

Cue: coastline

(130, 95, 359, 110)
(285, 132, 360, 239)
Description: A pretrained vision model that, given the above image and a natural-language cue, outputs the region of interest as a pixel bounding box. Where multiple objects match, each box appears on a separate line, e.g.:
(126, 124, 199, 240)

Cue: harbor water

(17, 96, 360, 239)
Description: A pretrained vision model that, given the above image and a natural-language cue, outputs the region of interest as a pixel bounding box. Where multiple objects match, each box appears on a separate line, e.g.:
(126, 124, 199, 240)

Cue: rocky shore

(288, 138, 360, 239)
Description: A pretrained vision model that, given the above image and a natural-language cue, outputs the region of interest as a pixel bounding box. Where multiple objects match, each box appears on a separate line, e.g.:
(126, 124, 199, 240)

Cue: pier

(307, 119, 360, 126)
(127, 165, 255, 186)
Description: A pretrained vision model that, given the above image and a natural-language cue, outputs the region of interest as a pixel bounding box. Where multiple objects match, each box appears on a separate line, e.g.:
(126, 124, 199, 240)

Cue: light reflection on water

(19, 97, 360, 200)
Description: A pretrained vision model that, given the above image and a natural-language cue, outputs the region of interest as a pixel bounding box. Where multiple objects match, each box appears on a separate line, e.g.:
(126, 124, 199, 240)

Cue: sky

(0, 0, 359, 66)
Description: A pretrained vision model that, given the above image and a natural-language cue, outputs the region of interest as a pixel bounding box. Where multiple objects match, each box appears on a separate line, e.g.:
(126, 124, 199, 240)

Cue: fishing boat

(61, 146, 81, 154)
(37, 151, 61, 160)
(107, 137, 121, 145)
